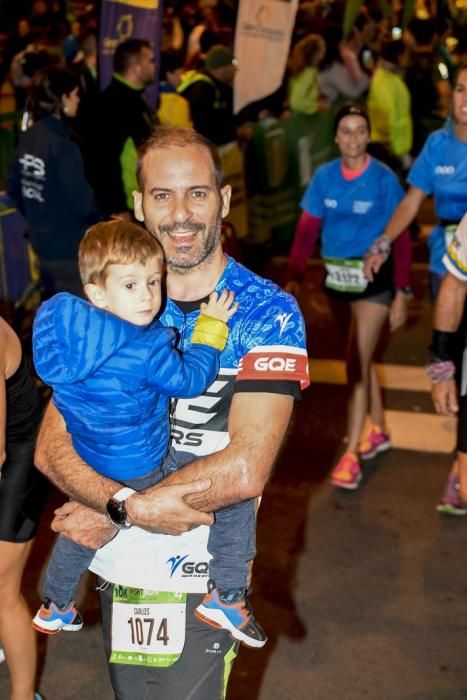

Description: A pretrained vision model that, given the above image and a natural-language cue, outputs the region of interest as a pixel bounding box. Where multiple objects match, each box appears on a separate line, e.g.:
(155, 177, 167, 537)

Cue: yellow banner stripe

(106, 0, 159, 9)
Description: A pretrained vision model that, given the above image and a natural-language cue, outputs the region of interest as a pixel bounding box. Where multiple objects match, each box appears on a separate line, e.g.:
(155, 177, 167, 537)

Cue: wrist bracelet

(367, 234, 392, 261)
(425, 360, 456, 384)
(429, 329, 458, 363)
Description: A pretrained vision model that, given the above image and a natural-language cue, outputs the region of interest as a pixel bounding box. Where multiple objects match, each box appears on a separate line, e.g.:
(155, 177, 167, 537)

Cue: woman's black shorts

(0, 437, 49, 543)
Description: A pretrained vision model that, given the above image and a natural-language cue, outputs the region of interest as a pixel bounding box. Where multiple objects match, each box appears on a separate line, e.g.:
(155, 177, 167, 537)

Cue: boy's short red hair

(79, 220, 163, 285)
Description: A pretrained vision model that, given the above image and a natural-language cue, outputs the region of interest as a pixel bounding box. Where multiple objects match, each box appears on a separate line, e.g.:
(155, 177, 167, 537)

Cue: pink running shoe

(437, 472, 467, 516)
(330, 452, 362, 490)
(358, 426, 391, 460)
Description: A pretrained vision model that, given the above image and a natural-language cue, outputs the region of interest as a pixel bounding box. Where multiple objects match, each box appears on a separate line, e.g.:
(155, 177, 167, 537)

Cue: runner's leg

(0, 539, 36, 700)
(346, 299, 389, 454)
(369, 365, 387, 432)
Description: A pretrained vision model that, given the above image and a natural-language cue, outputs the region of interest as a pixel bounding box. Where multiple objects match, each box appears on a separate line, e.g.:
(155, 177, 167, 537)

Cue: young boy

(31, 220, 268, 647)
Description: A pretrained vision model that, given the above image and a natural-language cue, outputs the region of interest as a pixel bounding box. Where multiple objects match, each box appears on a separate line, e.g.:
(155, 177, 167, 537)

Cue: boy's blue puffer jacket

(32, 293, 220, 479)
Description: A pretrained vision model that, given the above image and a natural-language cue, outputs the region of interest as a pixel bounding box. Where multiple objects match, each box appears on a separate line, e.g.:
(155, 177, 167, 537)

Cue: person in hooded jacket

(7, 66, 101, 296)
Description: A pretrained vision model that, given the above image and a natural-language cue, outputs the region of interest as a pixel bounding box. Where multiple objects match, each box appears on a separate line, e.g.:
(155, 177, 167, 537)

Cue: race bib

(324, 258, 369, 293)
(110, 587, 186, 667)
(444, 224, 458, 250)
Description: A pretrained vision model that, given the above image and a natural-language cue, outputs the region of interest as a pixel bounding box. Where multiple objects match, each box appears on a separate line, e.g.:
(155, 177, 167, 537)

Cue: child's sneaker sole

(32, 617, 83, 634)
(194, 606, 267, 648)
(32, 602, 83, 634)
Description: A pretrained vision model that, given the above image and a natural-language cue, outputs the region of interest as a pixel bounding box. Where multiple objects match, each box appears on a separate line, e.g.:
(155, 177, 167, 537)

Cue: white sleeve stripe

(443, 254, 467, 282)
(246, 345, 308, 355)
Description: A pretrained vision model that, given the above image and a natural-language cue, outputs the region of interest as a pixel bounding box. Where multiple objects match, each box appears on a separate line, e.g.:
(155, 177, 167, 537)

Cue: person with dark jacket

(178, 44, 238, 146)
(7, 66, 101, 296)
(86, 39, 156, 216)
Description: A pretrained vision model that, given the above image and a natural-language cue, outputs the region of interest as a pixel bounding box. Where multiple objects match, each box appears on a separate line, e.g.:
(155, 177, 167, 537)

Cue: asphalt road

(2, 241, 467, 700)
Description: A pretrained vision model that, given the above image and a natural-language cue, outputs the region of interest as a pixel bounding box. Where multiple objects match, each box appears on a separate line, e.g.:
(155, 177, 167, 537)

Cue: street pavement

(2, 236, 467, 699)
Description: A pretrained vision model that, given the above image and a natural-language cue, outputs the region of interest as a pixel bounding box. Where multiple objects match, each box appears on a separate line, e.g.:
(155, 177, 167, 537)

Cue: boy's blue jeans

(43, 449, 256, 605)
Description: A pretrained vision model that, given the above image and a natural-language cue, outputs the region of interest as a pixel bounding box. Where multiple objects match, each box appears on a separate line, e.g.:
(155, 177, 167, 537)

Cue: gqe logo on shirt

(254, 357, 297, 372)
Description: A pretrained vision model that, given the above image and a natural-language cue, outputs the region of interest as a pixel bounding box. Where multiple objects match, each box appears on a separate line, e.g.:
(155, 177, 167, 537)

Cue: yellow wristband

(191, 314, 229, 351)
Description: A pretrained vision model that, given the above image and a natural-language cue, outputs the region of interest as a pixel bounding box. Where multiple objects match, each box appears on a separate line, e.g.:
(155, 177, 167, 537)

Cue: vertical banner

(233, 0, 298, 114)
(99, 0, 164, 107)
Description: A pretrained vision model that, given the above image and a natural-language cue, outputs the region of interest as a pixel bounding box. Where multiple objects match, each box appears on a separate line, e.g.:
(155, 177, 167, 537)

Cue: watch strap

(112, 487, 136, 502)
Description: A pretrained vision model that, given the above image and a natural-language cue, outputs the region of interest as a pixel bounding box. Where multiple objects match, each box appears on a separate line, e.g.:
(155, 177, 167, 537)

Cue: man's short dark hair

(137, 126, 224, 191)
(113, 39, 151, 74)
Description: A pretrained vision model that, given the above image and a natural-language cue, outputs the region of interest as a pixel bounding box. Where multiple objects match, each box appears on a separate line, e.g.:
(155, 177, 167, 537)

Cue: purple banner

(99, 0, 164, 109)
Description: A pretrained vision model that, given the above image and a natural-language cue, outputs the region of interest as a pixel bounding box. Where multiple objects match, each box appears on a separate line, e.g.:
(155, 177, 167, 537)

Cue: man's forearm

(36, 403, 215, 535)
(434, 274, 467, 332)
(35, 402, 118, 511)
(138, 393, 294, 513)
(157, 448, 248, 512)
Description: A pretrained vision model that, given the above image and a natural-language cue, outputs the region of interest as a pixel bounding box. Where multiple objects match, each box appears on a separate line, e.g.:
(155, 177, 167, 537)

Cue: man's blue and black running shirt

(161, 256, 310, 457)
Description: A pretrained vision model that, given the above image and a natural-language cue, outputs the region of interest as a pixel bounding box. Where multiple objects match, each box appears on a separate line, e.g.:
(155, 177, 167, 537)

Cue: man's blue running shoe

(32, 598, 83, 635)
(194, 581, 267, 648)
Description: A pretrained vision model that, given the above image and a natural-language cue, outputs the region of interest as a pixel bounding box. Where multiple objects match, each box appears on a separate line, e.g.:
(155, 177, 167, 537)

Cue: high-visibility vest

(177, 71, 222, 109)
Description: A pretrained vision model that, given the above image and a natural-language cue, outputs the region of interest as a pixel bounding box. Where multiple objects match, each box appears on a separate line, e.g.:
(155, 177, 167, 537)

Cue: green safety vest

(177, 71, 222, 109)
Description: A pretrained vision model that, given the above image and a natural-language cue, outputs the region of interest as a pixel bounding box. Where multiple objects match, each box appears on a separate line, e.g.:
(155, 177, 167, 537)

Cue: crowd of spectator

(0, 0, 466, 251)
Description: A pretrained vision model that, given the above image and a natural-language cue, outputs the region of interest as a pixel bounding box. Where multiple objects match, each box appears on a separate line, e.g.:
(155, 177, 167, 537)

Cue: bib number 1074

(111, 590, 186, 667)
(127, 616, 169, 647)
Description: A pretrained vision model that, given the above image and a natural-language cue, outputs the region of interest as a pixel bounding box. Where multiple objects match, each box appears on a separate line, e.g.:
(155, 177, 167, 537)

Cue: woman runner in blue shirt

(287, 104, 410, 489)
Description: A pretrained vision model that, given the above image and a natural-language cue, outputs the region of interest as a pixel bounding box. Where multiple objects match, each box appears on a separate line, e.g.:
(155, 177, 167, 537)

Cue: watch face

(107, 498, 127, 525)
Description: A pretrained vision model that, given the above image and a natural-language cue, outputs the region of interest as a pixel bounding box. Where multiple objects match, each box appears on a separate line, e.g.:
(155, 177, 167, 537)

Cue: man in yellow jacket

(157, 50, 192, 129)
(367, 40, 413, 171)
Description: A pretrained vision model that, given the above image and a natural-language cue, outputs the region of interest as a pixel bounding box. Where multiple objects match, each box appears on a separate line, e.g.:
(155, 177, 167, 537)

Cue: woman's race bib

(324, 257, 369, 293)
(110, 587, 186, 668)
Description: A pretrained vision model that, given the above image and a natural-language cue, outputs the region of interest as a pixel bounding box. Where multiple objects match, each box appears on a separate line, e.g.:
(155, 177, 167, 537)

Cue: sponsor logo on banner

(234, 0, 299, 113)
(99, 0, 163, 106)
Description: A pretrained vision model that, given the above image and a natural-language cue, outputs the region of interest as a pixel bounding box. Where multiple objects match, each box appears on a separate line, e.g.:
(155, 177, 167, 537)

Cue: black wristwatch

(106, 487, 136, 529)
